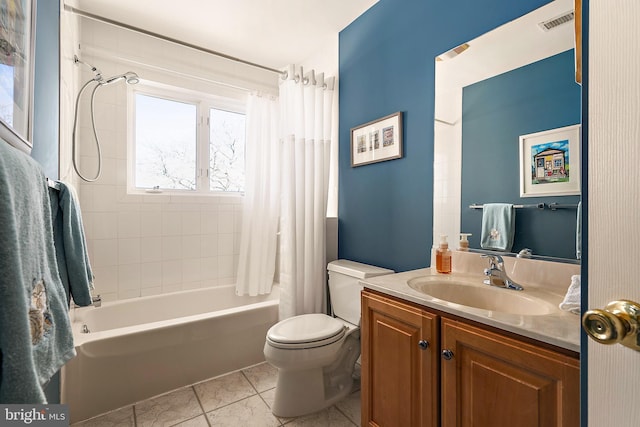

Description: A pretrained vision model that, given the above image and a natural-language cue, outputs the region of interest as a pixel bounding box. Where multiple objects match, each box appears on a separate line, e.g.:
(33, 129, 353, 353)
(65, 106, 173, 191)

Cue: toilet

(264, 259, 393, 418)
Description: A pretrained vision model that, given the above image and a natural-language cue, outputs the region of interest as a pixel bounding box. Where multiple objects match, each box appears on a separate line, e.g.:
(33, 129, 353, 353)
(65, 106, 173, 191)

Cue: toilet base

(270, 333, 360, 418)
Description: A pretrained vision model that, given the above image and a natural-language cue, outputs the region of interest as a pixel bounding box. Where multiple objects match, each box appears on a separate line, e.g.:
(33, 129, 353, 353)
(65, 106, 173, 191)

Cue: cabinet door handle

(418, 340, 429, 350)
(442, 349, 454, 360)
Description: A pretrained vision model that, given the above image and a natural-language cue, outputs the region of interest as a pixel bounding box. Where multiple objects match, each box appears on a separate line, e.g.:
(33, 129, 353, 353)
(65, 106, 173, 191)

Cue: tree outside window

(132, 89, 245, 195)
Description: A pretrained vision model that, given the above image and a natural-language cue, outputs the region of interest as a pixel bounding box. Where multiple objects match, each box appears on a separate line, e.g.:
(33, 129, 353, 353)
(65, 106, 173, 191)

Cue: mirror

(433, 0, 581, 261)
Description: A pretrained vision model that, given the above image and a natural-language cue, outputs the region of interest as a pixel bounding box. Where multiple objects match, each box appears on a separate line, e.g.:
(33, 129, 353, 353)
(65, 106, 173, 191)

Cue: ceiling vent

(538, 10, 575, 32)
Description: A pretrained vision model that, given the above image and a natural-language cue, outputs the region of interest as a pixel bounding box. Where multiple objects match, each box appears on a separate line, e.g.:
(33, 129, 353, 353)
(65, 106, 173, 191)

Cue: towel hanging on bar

(0, 142, 76, 403)
(480, 203, 516, 251)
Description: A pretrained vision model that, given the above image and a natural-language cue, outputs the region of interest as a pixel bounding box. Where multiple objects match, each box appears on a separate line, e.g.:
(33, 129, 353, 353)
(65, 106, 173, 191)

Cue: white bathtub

(61, 284, 279, 423)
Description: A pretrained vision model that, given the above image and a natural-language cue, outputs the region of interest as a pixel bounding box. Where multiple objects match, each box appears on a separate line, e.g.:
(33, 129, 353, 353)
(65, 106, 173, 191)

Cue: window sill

(128, 188, 243, 198)
(117, 187, 243, 206)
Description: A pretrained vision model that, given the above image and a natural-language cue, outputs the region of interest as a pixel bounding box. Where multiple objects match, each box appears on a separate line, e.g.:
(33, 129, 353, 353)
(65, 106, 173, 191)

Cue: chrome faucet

(481, 254, 523, 291)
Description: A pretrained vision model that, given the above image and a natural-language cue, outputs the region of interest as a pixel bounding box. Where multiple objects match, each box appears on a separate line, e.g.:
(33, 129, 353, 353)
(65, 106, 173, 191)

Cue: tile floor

(71, 362, 361, 427)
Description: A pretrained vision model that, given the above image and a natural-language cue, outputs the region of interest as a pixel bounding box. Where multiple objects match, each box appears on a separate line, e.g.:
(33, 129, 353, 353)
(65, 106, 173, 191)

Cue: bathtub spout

(92, 294, 102, 307)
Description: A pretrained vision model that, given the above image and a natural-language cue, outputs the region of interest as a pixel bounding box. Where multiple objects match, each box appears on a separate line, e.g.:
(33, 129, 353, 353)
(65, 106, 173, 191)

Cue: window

(0, 64, 15, 127)
(130, 84, 246, 195)
(135, 94, 197, 190)
(209, 108, 245, 192)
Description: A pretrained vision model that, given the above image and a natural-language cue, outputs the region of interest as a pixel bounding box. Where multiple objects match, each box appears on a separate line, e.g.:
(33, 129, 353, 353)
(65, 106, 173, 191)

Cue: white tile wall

(68, 15, 339, 302)
(432, 86, 463, 259)
(82, 194, 244, 301)
(73, 19, 261, 302)
(59, 8, 81, 189)
(80, 194, 241, 300)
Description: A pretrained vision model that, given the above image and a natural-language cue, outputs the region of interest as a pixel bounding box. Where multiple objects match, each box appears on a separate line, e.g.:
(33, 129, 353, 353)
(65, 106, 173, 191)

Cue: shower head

(103, 71, 140, 85)
(125, 72, 140, 85)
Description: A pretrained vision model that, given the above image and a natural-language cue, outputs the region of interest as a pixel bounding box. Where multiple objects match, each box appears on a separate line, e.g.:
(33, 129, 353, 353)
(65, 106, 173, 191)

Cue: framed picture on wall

(519, 124, 581, 197)
(0, 0, 36, 153)
(351, 112, 403, 167)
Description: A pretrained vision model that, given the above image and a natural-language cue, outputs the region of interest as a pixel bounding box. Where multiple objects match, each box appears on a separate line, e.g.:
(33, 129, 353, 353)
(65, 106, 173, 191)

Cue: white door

(588, 1, 640, 425)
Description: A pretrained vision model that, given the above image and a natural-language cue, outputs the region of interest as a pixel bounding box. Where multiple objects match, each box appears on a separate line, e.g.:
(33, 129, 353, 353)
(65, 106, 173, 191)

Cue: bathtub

(61, 284, 279, 423)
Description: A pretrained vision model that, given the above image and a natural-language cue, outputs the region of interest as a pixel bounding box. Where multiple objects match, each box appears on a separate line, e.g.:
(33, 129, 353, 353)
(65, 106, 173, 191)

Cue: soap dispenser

(436, 235, 452, 274)
(458, 233, 472, 251)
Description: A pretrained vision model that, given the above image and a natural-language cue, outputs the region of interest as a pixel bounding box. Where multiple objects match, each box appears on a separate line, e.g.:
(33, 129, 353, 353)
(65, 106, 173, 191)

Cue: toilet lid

(267, 313, 345, 346)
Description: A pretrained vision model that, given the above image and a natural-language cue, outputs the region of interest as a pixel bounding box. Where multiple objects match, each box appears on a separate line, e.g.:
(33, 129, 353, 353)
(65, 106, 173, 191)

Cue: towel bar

(46, 178, 61, 191)
(547, 202, 579, 210)
(469, 203, 544, 210)
(469, 203, 579, 211)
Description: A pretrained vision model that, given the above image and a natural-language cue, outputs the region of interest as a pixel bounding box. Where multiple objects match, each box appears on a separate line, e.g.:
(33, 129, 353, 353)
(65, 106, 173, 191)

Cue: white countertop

(361, 260, 581, 353)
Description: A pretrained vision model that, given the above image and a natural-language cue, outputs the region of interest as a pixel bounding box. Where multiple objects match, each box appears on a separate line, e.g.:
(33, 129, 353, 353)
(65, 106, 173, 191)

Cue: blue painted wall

(460, 50, 581, 259)
(31, 0, 61, 402)
(30, 0, 60, 180)
(338, 0, 552, 272)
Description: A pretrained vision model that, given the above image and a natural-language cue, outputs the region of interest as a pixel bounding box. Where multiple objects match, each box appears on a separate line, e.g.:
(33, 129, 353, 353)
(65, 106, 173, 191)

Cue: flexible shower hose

(71, 78, 105, 182)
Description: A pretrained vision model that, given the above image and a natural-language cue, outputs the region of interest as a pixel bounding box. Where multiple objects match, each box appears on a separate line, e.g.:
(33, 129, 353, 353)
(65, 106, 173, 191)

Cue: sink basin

(407, 276, 556, 316)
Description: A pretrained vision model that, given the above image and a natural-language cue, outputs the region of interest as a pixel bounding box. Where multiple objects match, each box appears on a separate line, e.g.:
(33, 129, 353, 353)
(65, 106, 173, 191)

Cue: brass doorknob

(582, 309, 625, 344)
(582, 300, 640, 351)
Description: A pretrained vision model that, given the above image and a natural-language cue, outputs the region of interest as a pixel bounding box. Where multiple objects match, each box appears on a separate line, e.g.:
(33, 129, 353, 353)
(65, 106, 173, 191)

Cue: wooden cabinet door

(441, 318, 579, 427)
(361, 290, 439, 427)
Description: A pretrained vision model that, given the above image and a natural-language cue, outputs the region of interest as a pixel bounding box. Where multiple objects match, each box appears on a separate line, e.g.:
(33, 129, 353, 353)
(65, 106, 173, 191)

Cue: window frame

(127, 80, 246, 197)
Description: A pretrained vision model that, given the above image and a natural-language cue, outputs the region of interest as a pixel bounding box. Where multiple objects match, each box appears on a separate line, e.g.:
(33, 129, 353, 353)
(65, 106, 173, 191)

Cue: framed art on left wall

(351, 112, 403, 167)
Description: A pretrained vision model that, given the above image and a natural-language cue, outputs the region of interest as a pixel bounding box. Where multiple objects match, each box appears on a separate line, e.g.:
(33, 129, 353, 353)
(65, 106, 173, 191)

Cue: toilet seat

(266, 314, 347, 349)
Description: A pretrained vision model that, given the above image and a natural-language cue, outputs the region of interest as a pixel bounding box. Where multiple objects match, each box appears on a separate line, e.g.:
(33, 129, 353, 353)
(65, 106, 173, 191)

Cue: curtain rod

(64, 5, 286, 77)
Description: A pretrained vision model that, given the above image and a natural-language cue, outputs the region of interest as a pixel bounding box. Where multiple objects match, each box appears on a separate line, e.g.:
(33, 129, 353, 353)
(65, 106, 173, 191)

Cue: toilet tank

(327, 260, 394, 325)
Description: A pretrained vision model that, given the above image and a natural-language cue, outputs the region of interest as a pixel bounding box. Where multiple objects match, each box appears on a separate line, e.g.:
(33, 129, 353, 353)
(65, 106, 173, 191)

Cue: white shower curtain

(278, 65, 335, 319)
(235, 93, 280, 296)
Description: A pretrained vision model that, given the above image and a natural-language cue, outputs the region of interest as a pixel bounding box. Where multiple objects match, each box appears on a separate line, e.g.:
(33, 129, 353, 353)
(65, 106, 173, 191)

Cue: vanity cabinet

(361, 290, 580, 427)
(361, 290, 440, 427)
(441, 317, 579, 426)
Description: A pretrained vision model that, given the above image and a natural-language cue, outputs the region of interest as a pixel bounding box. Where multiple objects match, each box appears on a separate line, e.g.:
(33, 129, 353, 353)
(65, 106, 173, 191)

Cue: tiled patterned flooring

(71, 362, 361, 427)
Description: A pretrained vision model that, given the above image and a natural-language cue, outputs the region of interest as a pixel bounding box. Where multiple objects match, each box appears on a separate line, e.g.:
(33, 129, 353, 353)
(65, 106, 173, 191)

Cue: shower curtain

(236, 65, 335, 320)
(235, 94, 280, 296)
(278, 65, 335, 319)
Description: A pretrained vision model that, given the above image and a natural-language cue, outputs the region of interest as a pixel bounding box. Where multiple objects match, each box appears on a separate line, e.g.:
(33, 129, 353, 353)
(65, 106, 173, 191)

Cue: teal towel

(481, 203, 515, 251)
(0, 142, 76, 403)
(50, 182, 94, 306)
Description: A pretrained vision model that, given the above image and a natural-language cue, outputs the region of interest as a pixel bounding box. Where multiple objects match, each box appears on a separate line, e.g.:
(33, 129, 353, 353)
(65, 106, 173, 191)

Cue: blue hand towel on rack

(481, 203, 515, 251)
(49, 181, 94, 307)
